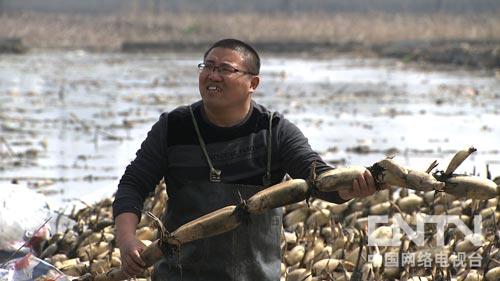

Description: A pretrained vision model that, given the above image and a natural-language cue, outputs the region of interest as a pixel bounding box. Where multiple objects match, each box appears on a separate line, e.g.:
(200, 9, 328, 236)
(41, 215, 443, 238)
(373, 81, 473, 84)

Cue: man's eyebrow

(204, 59, 237, 67)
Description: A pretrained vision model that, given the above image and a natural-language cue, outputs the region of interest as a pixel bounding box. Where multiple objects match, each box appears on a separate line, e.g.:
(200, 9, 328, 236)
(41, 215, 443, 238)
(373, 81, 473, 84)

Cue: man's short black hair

(204, 38, 260, 75)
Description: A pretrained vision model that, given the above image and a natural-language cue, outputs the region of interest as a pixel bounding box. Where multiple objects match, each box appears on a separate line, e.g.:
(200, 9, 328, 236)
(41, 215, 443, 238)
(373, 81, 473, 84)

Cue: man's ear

(249, 76, 260, 93)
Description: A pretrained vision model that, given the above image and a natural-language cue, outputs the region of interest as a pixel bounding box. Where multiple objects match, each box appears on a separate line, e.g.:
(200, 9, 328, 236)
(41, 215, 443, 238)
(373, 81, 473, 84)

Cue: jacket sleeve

(277, 117, 347, 204)
(112, 113, 169, 220)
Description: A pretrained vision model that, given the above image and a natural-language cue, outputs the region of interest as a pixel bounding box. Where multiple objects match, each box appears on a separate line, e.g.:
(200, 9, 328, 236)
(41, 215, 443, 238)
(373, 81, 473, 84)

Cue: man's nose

(208, 68, 223, 80)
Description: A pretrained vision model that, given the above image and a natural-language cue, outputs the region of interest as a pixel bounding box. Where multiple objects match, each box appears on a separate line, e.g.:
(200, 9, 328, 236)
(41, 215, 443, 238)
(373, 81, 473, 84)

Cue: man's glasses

(198, 62, 257, 76)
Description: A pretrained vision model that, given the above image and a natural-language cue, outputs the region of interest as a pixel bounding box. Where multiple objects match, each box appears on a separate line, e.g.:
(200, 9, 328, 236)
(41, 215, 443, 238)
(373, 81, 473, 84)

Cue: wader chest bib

(153, 106, 282, 281)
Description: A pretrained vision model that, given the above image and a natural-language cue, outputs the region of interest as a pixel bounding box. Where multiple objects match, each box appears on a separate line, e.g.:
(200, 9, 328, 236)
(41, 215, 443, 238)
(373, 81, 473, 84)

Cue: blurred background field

(0, 0, 499, 205)
(1, 0, 500, 206)
(1, 1, 500, 279)
(0, 11, 499, 50)
(0, 0, 499, 51)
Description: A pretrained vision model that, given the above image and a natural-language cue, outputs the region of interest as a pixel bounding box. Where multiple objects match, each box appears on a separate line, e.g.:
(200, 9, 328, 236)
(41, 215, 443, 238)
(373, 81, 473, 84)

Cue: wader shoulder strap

(263, 111, 275, 187)
(189, 105, 221, 182)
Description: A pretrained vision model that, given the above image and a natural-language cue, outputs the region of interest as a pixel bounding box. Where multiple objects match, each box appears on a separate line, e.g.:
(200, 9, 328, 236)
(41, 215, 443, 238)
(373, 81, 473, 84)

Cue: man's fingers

(364, 170, 376, 194)
(124, 262, 141, 276)
(131, 249, 146, 267)
(352, 178, 361, 197)
(364, 170, 375, 189)
(345, 170, 381, 200)
(357, 174, 370, 196)
(123, 262, 138, 280)
(125, 255, 144, 275)
(338, 189, 352, 201)
(122, 269, 133, 280)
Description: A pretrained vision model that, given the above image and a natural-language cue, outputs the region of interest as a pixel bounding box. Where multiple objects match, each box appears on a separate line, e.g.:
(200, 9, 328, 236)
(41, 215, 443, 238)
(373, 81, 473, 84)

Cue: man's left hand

(338, 169, 377, 201)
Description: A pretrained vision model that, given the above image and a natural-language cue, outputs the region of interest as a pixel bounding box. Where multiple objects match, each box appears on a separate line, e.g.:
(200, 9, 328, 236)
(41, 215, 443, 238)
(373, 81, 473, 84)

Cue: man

(113, 38, 377, 280)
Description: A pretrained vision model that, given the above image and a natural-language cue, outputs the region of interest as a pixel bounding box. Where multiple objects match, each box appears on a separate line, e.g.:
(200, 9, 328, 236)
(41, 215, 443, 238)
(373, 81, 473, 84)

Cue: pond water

(0, 51, 499, 211)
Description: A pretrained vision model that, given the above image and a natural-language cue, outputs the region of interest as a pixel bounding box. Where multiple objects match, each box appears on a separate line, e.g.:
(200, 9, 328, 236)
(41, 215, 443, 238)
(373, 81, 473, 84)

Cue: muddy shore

(1, 11, 499, 69)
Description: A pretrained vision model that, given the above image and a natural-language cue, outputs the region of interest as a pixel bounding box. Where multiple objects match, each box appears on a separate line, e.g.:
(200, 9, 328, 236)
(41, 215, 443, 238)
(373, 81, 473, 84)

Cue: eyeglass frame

(197, 62, 258, 76)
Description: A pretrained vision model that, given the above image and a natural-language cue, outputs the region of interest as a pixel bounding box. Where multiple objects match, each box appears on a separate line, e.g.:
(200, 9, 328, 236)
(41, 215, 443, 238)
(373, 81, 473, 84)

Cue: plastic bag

(0, 253, 70, 281)
(0, 183, 51, 252)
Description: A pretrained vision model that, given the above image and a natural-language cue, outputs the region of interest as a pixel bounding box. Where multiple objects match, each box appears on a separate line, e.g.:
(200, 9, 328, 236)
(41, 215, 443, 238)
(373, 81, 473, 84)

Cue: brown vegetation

(0, 11, 499, 50)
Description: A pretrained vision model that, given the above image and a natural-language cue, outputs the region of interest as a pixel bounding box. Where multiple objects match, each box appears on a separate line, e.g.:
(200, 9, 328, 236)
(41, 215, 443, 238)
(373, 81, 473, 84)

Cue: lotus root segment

(444, 176, 498, 200)
(246, 179, 309, 214)
(377, 158, 444, 191)
(315, 166, 366, 192)
(445, 146, 476, 175)
(167, 205, 241, 246)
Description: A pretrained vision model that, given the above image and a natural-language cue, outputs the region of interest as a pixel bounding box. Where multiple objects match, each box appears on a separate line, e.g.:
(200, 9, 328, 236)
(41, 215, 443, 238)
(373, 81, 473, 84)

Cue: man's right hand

(115, 212, 147, 277)
(118, 236, 147, 277)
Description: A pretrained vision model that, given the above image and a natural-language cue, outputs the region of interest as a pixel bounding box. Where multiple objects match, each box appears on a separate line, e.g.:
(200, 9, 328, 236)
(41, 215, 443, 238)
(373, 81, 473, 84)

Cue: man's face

(199, 47, 259, 110)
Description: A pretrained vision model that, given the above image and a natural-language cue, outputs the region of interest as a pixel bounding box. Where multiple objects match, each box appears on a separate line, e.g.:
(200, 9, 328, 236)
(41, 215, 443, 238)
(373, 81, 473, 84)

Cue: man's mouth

(207, 85, 222, 93)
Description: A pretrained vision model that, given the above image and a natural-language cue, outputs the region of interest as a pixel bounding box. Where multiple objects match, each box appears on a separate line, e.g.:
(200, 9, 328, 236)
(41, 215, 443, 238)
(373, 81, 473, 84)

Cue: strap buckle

(210, 168, 222, 182)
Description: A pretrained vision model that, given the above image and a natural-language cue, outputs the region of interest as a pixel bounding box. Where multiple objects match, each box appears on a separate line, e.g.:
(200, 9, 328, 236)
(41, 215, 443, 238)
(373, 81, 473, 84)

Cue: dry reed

(1, 11, 499, 50)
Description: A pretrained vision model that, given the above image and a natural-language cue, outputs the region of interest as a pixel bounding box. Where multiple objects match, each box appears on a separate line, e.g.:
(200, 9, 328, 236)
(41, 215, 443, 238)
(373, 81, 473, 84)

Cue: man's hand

(118, 235, 147, 277)
(338, 169, 377, 201)
(115, 212, 147, 277)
